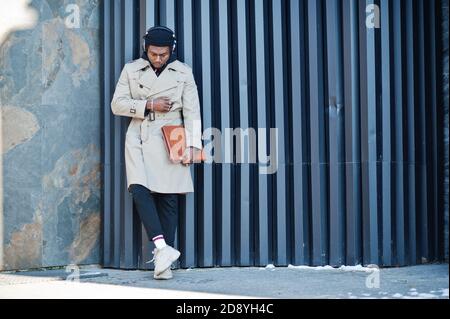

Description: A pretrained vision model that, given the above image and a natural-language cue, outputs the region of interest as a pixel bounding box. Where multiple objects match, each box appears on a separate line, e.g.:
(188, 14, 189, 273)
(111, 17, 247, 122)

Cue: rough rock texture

(0, 0, 101, 271)
(1, 106, 40, 154)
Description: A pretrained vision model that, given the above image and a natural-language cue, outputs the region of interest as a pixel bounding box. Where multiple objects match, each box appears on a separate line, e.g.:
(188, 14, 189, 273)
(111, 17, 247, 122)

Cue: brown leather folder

(161, 125, 206, 164)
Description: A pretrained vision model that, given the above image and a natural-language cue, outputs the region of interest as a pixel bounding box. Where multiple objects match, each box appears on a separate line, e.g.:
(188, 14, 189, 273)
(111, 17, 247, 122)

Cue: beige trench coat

(111, 58, 202, 194)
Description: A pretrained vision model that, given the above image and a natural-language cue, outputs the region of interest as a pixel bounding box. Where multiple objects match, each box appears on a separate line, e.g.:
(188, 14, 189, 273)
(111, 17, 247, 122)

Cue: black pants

(129, 184, 180, 247)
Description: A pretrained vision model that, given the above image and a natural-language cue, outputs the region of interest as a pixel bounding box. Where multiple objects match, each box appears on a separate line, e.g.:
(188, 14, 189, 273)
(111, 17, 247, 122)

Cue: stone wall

(0, 0, 101, 271)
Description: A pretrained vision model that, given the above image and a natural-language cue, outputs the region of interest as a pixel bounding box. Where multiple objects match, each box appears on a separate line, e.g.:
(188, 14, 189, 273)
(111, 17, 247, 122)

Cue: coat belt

(148, 110, 183, 121)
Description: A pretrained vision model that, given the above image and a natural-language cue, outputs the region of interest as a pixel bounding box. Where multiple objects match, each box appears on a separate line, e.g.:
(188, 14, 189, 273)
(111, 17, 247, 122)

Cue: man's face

(146, 45, 171, 69)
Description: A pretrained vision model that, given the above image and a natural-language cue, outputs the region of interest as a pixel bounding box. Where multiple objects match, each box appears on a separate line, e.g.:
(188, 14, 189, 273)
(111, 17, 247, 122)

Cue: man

(111, 26, 202, 280)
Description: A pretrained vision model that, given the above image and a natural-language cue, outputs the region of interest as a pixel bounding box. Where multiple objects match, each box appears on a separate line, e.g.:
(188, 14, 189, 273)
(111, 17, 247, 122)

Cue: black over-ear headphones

(142, 26, 177, 53)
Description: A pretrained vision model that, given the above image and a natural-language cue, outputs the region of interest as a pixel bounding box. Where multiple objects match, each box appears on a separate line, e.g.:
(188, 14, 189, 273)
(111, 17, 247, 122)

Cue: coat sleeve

(111, 66, 147, 119)
(181, 70, 203, 149)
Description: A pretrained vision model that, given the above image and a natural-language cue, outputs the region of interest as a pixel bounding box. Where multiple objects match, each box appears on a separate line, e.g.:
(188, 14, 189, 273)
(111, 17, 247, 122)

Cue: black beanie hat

(143, 26, 176, 49)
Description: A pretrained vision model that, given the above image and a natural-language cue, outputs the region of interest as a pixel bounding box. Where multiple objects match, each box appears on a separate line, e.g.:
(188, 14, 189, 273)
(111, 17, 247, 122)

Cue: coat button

(139, 84, 143, 88)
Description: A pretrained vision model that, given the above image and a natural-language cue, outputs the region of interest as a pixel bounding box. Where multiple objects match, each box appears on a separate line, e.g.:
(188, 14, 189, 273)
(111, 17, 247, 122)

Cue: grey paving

(0, 264, 448, 299)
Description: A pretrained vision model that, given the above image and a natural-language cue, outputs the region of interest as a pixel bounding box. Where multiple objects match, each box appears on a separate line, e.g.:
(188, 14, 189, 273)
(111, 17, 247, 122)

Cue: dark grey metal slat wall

(101, 0, 447, 269)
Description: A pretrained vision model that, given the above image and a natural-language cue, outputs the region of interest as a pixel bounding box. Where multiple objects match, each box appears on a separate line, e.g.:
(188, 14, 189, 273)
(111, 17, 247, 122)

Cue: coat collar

(128, 58, 151, 72)
(128, 58, 188, 73)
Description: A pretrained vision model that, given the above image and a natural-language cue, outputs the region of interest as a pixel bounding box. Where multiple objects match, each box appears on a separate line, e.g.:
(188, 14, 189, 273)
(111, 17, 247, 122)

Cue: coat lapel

(135, 60, 180, 97)
(138, 67, 157, 91)
(148, 66, 179, 96)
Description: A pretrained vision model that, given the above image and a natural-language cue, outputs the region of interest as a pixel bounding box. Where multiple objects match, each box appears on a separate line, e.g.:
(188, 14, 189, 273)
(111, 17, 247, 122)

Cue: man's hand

(146, 97, 172, 112)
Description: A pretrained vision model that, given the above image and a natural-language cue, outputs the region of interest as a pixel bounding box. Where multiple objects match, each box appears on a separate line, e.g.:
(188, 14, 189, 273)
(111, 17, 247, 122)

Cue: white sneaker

(148, 246, 180, 276)
(154, 267, 173, 280)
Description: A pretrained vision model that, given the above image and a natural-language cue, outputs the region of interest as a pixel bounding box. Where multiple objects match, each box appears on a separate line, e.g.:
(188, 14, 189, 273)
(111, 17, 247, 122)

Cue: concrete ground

(0, 263, 448, 299)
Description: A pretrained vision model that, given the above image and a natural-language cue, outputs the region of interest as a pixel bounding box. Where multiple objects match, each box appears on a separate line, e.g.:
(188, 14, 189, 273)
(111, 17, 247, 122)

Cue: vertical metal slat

(254, 0, 269, 266)
(272, 0, 287, 266)
(308, 0, 328, 266)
